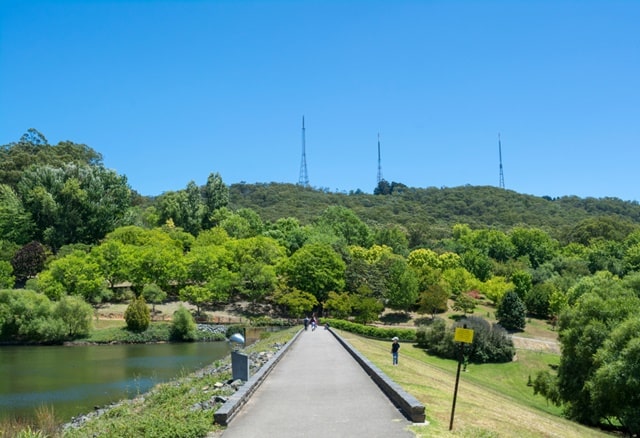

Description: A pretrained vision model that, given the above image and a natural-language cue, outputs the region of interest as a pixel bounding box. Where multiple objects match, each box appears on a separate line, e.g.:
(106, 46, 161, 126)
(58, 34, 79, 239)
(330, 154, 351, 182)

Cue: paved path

(220, 328, 414, 437)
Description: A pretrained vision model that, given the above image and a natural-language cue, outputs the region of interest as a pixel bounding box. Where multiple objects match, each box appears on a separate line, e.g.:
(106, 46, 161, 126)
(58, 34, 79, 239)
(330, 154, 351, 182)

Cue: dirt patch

(512, 335, 561, 354)
(94, 301, 250, 323)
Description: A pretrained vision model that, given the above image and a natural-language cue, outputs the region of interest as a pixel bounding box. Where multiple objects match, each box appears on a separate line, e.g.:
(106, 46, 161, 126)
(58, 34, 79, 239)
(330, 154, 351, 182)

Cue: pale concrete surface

(220, 327, 414, 437)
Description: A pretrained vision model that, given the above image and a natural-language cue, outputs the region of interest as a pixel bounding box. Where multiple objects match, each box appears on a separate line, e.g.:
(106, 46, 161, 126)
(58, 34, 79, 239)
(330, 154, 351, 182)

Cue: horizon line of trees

(2, 130, 640, 434)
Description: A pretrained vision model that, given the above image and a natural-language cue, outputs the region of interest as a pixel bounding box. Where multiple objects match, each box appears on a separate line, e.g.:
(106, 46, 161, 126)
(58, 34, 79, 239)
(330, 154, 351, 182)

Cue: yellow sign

(454, 327, 474, 344)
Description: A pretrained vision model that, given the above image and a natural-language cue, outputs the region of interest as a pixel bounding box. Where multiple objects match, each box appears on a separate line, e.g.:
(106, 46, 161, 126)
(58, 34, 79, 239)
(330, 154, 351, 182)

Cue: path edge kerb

(328, 328, 426, 423)
(213, 328, 304, 426)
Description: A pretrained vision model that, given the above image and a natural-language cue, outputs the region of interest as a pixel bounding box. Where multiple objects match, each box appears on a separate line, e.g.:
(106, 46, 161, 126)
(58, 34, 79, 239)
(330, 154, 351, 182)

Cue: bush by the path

(323, 318, 416, 341)
(416, 315, 514, 363)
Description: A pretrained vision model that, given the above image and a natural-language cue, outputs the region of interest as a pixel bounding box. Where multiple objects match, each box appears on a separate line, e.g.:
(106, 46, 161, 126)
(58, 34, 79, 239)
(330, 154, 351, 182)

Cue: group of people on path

(301, 316, 400, 366)
(303, 315, 318, 331)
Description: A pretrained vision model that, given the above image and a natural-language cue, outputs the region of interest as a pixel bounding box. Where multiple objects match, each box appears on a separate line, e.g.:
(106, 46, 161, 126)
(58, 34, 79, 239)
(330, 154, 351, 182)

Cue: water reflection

(0, 342, 231, 421)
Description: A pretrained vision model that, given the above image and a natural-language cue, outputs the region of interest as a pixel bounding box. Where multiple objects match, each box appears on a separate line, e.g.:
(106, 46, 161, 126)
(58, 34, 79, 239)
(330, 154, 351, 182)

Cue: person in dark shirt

(391, 337, 400, 365)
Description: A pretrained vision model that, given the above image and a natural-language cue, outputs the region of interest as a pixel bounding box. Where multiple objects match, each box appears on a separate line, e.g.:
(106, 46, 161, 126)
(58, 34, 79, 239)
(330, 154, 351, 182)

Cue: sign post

(449, 325, 474, 431)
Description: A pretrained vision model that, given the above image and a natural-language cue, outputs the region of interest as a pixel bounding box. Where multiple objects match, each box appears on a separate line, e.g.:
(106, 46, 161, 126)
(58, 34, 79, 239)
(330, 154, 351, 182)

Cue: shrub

(53, 295, 93, 337)
(171, 305, 197, 341)
(124, 296, 150, 332)
(416, 318, 455, 358)
(524, 283, 553, 318)
(455, 316, 515, 363)
(416, 316, 514, 363)
(323, 318, 416, 341)
(0, 260, 15, 289)
(0, 289, 67, 343)
(496, 291, 527, 331)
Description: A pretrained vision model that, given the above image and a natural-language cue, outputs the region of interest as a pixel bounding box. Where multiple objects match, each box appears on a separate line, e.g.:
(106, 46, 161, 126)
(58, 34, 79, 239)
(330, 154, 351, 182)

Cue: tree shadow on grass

(379, 312, 411, 325)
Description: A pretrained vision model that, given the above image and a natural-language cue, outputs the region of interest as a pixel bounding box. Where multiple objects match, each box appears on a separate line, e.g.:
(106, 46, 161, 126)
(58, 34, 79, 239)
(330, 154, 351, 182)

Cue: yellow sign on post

(454, 327, 474, 344)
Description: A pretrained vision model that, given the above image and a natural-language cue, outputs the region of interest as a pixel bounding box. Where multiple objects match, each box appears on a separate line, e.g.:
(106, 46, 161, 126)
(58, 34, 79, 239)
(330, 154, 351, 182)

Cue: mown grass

(339, 330, 611, 438)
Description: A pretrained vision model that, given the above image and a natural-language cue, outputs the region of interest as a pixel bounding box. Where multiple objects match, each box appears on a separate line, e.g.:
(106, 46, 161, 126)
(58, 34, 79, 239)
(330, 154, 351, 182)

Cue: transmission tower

(377, 133, 383, 184)
(498, 133, 505, 189)
(298, 116, 309, 187)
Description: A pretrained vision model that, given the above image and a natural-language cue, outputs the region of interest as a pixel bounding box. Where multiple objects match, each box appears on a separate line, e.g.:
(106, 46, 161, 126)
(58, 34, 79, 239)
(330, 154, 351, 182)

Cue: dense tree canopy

(15, 164, 131, 249)
(4, 133, 640, 433)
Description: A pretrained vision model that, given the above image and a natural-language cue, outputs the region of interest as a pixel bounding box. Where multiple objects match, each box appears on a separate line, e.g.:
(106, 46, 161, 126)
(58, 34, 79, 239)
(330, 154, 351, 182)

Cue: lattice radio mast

(498, 133, 505, 189)
(377, 133, 383, 184)
(298, 116, 309, 187)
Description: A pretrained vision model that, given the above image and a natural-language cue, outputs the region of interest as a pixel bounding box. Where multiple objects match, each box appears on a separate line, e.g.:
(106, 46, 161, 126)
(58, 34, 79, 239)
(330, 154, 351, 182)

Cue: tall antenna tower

(298, 116, 309, 187)
(498, 133, 505, 189)
(377, 133, 383, 184)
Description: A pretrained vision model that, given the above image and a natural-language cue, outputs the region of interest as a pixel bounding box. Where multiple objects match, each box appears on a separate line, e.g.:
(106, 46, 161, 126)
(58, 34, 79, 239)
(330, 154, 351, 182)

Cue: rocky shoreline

(62, 341, 287, 432)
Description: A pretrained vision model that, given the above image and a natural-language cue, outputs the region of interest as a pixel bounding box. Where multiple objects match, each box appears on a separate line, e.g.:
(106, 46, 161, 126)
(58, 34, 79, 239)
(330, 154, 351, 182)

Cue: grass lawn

(339, 330, 611, 438)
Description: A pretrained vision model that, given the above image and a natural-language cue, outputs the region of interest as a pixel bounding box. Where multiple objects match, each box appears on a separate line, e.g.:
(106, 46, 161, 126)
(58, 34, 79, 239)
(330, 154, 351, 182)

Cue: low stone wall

(328, 329, 426, 423)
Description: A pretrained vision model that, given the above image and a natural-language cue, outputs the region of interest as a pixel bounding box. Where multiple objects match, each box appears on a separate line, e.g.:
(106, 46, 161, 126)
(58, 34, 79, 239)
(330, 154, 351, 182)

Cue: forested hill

(229, 182, 640, 240)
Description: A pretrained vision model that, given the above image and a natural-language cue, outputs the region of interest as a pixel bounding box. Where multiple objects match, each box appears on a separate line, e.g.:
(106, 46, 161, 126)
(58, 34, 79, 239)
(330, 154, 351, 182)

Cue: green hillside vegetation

(1, 131, 640, 435)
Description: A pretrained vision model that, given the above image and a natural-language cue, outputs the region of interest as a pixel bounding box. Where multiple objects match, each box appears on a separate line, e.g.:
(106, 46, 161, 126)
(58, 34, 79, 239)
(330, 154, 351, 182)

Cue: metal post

(449, 346, 463, 430)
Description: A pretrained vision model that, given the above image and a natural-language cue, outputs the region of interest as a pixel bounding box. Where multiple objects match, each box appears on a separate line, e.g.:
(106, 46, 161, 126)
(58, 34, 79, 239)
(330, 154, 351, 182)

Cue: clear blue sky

(1, 1, 638, 201)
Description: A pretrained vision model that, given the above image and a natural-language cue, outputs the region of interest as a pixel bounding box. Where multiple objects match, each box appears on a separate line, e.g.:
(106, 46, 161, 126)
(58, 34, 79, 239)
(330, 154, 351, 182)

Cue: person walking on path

(303, 316, 309, 331)
(391, 337, 400, 365)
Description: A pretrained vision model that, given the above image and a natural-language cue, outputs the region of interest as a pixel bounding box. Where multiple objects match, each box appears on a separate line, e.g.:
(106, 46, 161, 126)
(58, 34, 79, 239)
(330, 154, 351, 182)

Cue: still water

(0, 342, 231, 421)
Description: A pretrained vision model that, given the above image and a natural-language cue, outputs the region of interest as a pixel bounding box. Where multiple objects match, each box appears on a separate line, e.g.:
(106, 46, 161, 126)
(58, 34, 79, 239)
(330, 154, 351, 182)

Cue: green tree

(556, 286, 640, 427)
(0, 261, 15, 289)
(418, 284, 449, 319)
(496, 291, 526, 331)
(461, 249, 493, 281)
(623, 242, 640, 274)
(16, 164, 131, 249)
(440, 267, 476, 297)
(351, 285, 384, 324)
(0, 289, 66, 343)
(452, 292, 476, 316)
(588, 317, 640, 435)
(90, 239, 130, 289)
(345, 245, 390, 299)
(510, 270, 533, 299)
(179, 285, 211, 316)
(377, 253, 418, 311)
(0, 130, 102, 188)
(586, 238, 625, 276)
(263, 217, 309, 255)
(53, 295, 93, 338)
(565, 216, 638, 246)
(171, 305, 197, 341)
(124, 296, 150, 332)
(226, 236, 285, 303)
(282, 243, 346, 303)
(157, 181, 205, 236)
(37, 250, 111, 304)
(11, 241, 47, 285)
(509, 227, 558, 269)
(275, 288, 318, 318)
(480, 275, 513, 305)
(202, 172, 229, 229)
(315, 205, 372, 247)
(126, 240, 186, 293)
(470, 228, 515, 262)
(323, 291, 352, 319)
(524, 282, 554, 318)
(142, 283, 167, 318)
(374, 225, 409, 256)
(0, 184, 34, 244)
(407, 248, 441, 270)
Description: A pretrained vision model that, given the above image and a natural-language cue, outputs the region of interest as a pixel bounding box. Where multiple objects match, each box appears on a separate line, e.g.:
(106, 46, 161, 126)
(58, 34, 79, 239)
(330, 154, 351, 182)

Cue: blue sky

(1, 1, 638, 201)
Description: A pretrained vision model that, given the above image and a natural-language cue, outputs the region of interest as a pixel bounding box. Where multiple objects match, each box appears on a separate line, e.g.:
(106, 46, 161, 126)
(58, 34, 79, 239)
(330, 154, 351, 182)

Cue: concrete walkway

(220, 328, 415, 437)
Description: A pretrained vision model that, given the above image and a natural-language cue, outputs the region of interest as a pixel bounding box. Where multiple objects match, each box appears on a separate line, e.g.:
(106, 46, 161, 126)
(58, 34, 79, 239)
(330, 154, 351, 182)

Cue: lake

(0, 341, 231, 422)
